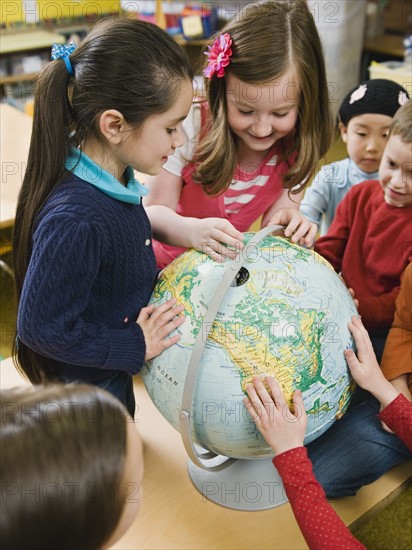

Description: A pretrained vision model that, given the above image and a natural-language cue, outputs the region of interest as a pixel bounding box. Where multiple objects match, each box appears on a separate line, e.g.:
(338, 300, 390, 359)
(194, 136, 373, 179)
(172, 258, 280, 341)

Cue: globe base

(187, 456, 288, 511)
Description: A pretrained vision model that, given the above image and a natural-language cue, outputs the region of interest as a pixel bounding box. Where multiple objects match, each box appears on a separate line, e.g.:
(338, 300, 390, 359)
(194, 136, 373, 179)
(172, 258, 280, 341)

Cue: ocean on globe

(142, 235, 357, 460)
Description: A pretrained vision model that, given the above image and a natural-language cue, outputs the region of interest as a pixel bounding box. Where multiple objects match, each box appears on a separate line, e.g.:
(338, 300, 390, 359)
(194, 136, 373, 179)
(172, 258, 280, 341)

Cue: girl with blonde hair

(145, 0, 333, 267)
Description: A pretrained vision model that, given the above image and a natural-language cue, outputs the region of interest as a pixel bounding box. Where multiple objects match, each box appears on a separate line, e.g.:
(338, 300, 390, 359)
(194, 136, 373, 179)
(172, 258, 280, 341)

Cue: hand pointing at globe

(244, 376, 307, 456)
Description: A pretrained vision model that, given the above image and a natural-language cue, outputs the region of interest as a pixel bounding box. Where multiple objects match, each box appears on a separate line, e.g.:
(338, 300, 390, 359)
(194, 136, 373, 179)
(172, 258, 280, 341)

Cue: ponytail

(14, 60, 73, 293)
(12, 60, 74, 383)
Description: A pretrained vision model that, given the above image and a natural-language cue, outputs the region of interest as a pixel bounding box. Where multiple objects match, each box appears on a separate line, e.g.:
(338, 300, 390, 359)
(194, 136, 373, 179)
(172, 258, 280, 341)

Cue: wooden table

(0, 104, 32, 228)
(1, 357, 410, 550)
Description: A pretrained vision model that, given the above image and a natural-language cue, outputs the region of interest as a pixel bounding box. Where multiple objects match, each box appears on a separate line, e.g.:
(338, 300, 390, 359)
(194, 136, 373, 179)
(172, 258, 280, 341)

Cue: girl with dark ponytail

(13, 18, 193, 416)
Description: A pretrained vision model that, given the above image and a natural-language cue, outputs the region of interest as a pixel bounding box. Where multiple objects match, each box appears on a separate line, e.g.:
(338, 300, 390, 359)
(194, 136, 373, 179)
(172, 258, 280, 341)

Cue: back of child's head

(338, 79, 409, 127)
(389, 100, 412, 142)
(195, 0, 333, 193)
(0, 384, 132, 550)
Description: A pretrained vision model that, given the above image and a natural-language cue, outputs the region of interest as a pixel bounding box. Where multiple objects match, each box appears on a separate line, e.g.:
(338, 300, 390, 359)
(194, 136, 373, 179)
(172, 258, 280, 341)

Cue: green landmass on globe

(142, 235, 357, 460)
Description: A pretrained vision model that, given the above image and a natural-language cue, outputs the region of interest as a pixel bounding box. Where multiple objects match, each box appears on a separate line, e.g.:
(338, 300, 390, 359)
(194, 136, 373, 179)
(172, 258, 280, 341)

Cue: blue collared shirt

(65, 147, 149, 204)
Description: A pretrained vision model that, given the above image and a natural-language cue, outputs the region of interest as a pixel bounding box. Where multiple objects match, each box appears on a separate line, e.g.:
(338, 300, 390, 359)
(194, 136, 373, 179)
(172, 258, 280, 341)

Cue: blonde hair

(1, 384, 131, 550)
(193, 0, 333, 196)
(389, 100, 412, 142)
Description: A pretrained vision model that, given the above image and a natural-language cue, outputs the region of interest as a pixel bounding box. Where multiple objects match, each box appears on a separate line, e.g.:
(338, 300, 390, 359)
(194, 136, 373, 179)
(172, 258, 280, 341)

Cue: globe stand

(187, 456, 287, 511)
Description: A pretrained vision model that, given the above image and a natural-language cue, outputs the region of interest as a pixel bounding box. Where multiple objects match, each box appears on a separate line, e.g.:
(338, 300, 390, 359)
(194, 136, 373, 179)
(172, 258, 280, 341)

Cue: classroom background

(1, 1, 411, 549)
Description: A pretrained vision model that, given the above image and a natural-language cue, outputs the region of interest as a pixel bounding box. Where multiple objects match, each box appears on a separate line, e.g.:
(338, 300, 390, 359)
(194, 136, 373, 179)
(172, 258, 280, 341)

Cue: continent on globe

(142, 235, 357, 460)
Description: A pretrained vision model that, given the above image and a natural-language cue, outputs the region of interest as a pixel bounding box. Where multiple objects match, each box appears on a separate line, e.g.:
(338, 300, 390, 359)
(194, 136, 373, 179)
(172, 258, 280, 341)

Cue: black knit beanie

(339, 79, 410, 126)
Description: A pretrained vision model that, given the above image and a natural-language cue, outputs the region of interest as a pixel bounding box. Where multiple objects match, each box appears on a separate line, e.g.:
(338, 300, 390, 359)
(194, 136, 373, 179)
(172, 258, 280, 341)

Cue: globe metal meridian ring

(179, 224, 284, 472)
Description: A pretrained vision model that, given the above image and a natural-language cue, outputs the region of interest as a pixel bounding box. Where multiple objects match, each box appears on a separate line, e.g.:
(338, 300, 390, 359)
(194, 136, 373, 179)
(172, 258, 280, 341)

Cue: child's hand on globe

(265, 207, 317, 248)
(137, 298, 185, 360)
(344, 316, 399, 409)
(190, 218, 244, 262)
(244, 376, 307, 456)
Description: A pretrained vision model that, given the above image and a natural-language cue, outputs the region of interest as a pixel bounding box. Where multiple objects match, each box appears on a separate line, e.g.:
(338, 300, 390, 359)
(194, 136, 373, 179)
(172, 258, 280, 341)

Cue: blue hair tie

(51, 41, 77, 76)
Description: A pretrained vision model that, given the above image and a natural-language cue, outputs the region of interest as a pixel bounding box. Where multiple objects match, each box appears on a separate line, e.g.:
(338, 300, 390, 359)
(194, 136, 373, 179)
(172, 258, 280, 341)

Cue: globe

(142, 232, 357, 470)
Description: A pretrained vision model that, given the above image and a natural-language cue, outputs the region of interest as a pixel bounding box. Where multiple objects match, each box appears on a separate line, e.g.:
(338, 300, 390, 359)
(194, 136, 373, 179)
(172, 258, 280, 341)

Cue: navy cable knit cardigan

(17, 174, 157, 384)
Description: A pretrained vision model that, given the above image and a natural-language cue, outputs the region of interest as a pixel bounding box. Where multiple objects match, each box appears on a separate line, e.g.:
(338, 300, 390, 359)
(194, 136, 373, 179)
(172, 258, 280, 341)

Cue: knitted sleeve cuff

(105, 323, 146, 375)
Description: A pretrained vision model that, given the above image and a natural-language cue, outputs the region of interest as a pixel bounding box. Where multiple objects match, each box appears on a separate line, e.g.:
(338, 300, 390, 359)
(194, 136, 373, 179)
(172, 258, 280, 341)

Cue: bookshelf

(0, 1, 222, 104)
(0, 1, 122, 103)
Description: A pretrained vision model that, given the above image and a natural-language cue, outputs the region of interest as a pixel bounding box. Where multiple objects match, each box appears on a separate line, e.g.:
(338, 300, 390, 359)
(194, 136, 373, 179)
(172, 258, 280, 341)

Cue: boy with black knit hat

(301, 79, 409, 236)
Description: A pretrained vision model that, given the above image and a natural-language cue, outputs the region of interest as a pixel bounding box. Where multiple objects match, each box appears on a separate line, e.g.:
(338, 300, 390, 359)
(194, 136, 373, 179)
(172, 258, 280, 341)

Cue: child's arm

(345, 316, 412, 450)
(313, 207, 348, 272)
(300, 163, 334, 230)
(389, 375, 412, 402)
(144, 170, 244, 262)
(244, 377, 365, 550)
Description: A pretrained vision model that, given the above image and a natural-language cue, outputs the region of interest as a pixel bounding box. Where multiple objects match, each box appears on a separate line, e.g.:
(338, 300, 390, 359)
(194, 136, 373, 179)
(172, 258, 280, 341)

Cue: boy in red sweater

(314, 101, 412, 361)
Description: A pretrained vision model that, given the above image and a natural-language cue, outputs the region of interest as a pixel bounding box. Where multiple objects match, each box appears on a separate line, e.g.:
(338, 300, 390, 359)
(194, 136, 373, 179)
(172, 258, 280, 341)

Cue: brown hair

(12, 17, 193, 383)
(389, 100, 412, 142)
(192, 0, 333, 195)
(0, 384, 132, 550)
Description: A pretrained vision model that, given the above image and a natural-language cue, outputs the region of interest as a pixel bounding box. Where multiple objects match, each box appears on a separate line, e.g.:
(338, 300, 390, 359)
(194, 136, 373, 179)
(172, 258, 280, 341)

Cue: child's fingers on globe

(136, 303, 155, 322)
(283, 220, 299, 239)
(245, 385, 266, 419)
(292, 390, 307, 423)
(222, 249, 239, 259)
(251, 377, 279, 413)
(162, 333, 181, 349)
(210, 242, 237, 260)
(343, 348, 360, 374)
(243, 397, 261, 423)
(151, 303, 184, 326)
(203, 242, 225, 262)
(291, 219, 314, 243)
(265, 376, 286, 408)
(348, 318, 365, 348)
(349, 319, 372, 360)
(246, 382, 266, 406)
(159, 315, 185, 338)
(215, 229, 244, 250)
(304, 223, 317, 247)
(353, 317, 374, 351)
(149, 298, 178, 320)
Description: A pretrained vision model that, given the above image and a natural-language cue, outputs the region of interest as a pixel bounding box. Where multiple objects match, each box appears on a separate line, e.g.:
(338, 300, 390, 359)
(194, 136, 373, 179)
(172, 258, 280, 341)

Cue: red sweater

(274, 394, 412, 550)
(314, 180, 412, 330)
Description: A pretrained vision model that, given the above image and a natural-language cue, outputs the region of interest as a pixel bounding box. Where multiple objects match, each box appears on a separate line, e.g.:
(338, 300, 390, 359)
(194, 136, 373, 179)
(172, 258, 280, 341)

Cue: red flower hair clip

(204, 33, 233, 79)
